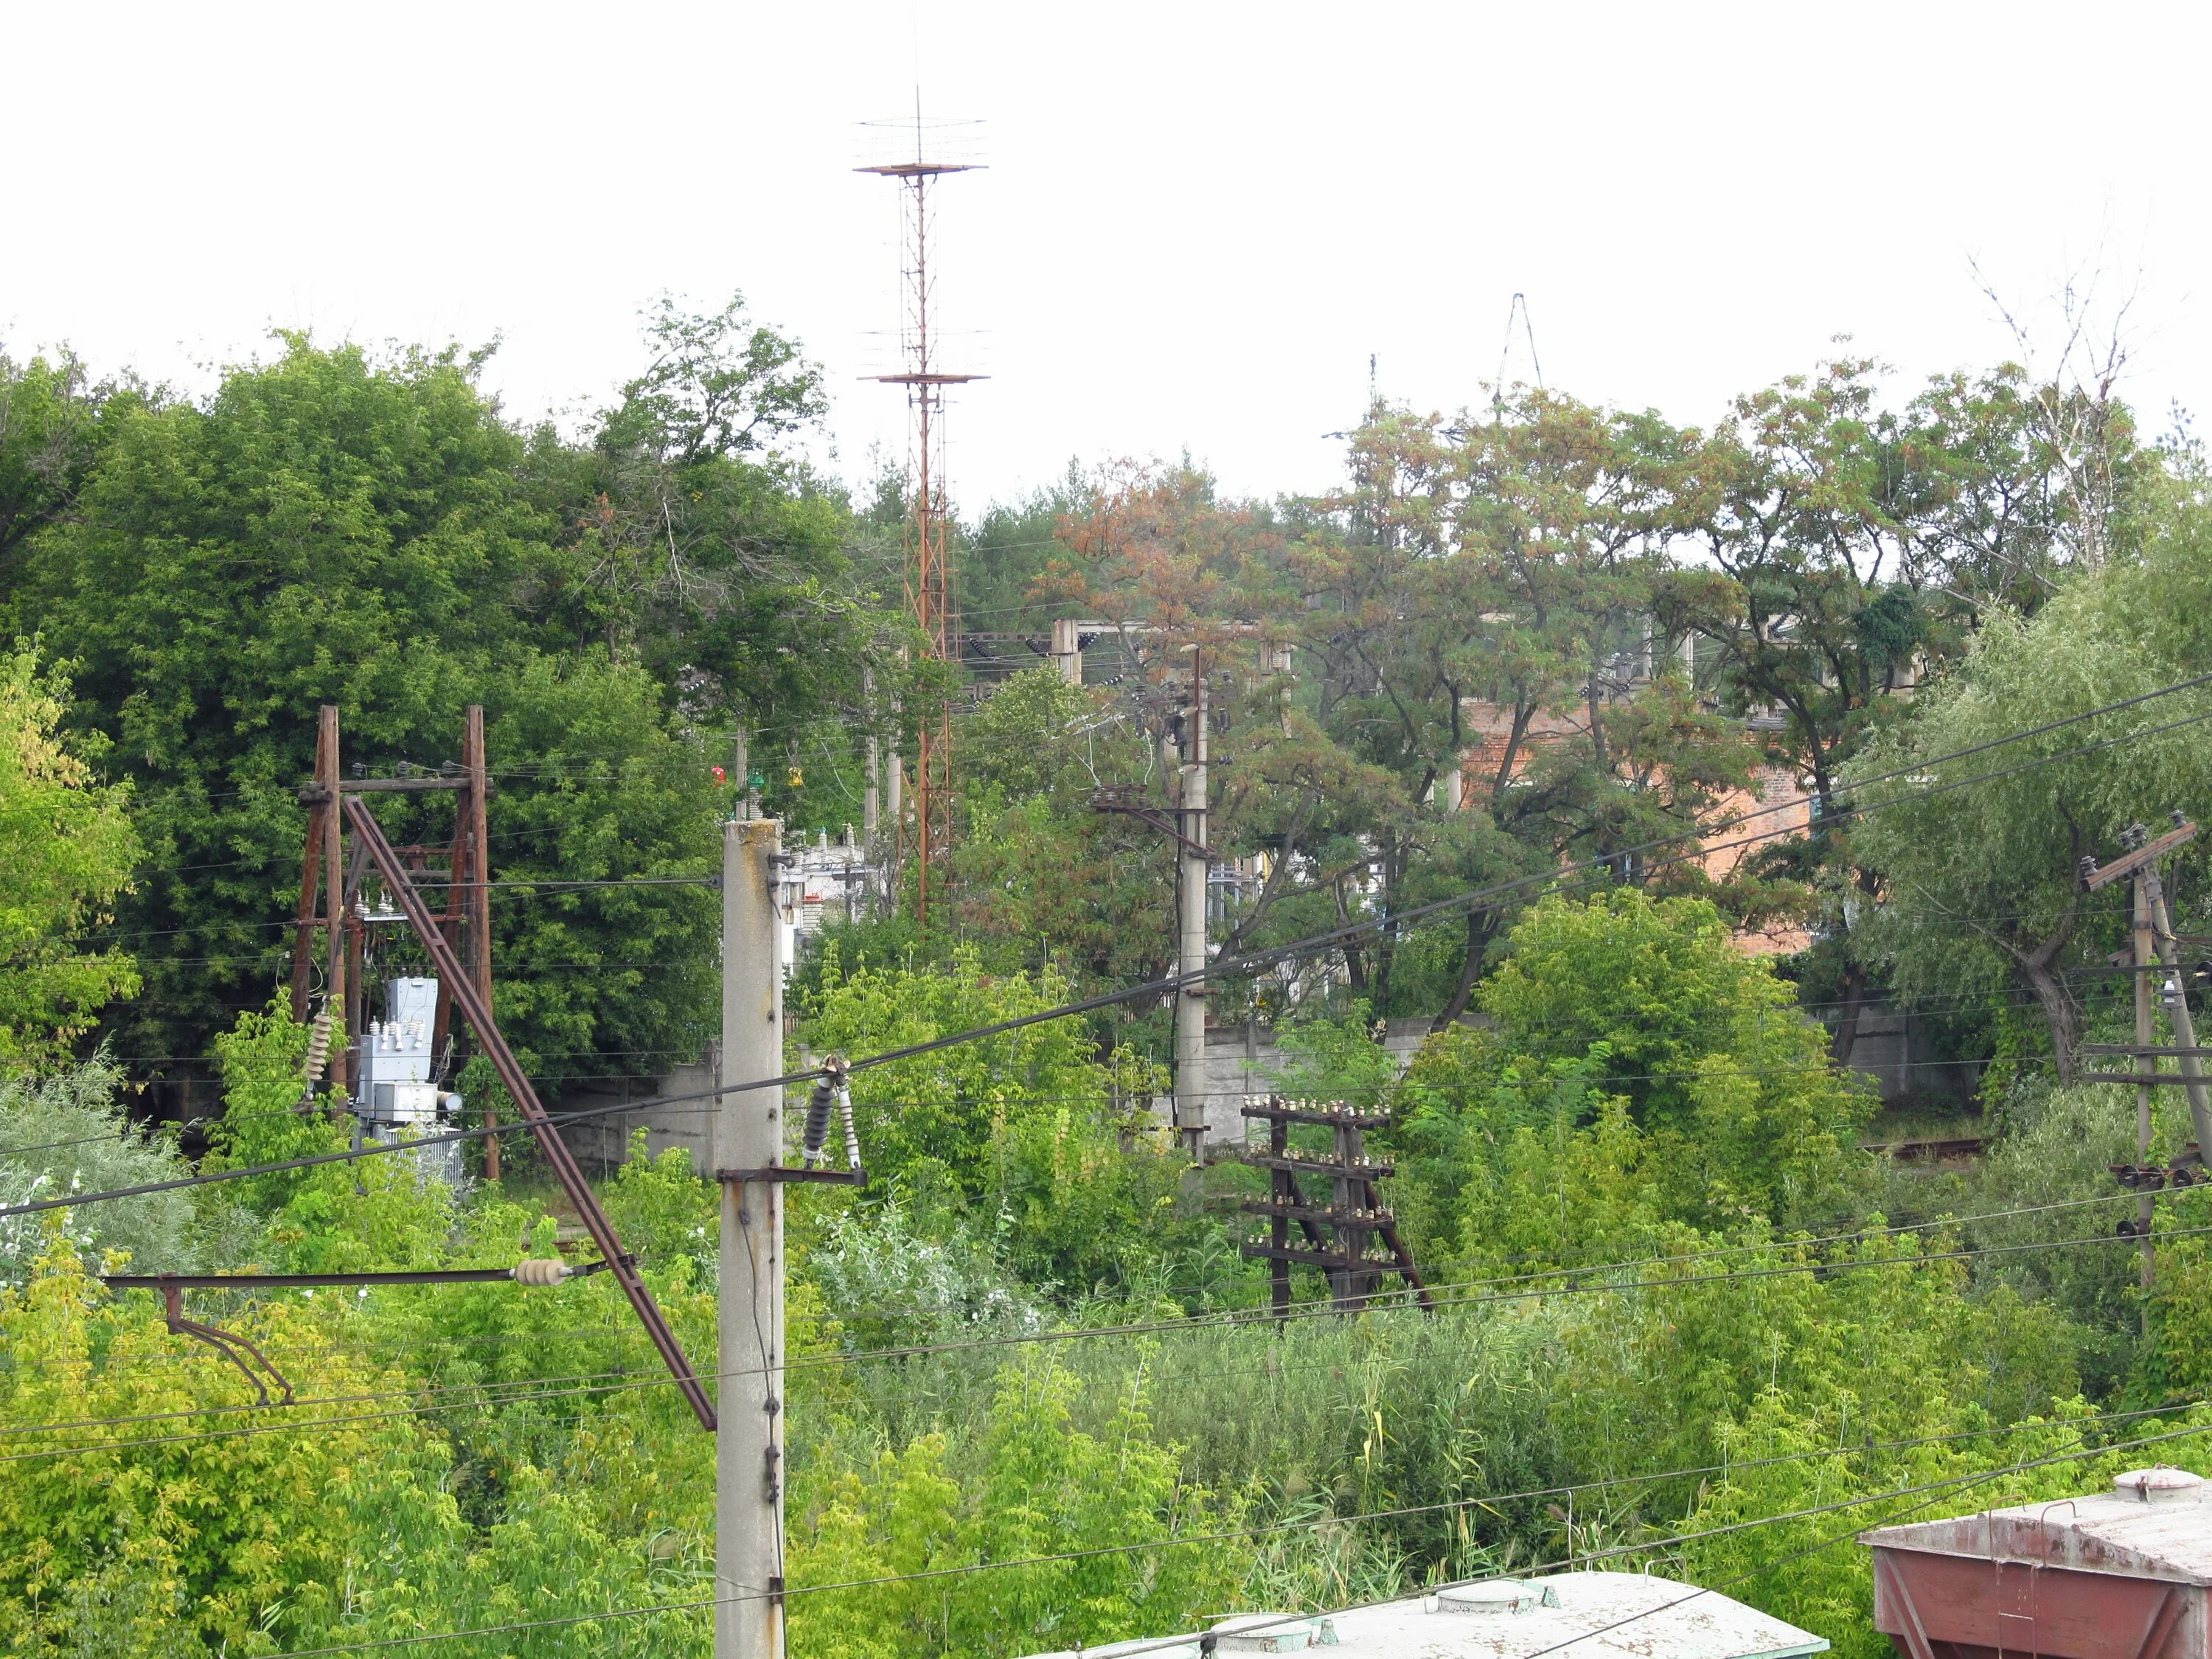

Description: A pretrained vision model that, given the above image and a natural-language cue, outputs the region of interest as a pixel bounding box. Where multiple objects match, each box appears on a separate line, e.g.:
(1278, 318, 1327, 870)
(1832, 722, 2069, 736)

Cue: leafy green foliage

(205, 997, 453, 1270)
(4, 315, 2202, 1659)
(20, 322, 889, 1078)
(0, 1222, 427, 1655)
(790, 1350, 1249, 1659)
(0, 1057, 192, 1284)
(1849, 505, 2212, 1070)
(1390, 889, 1874, 1273)
(0, 346, 138, 575)
(798, 944, 1192, 1293)
(0, 644, 139, 1062)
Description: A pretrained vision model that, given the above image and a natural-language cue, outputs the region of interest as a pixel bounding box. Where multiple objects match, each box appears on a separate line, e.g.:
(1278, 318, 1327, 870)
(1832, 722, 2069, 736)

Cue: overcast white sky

(8, 1, 2206, 515)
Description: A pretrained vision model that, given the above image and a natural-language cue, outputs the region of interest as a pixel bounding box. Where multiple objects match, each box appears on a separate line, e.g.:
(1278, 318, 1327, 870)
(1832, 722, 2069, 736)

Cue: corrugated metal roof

(1861, 1469, 2212, 1585)
(1019, 1570, 1828, 1659)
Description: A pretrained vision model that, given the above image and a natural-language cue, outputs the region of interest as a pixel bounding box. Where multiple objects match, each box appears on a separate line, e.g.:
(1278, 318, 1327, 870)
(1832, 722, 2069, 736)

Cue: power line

(1, 1182, 2141, 1390)
(251, 1411, 2212, 1658)
(15, 676, 2209, 1227)
(13, 1219, 2191, 1452)
(1079, 1412, 2212, 1659)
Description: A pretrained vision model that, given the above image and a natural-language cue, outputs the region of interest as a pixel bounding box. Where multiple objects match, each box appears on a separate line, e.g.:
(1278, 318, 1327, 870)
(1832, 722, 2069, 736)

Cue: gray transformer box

(357, 976, 464, 1185)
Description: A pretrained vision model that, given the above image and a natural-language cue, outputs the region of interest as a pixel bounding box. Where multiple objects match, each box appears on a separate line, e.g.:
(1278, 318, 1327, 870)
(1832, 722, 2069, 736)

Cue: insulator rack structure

(1239, 1095, 1433, 1315)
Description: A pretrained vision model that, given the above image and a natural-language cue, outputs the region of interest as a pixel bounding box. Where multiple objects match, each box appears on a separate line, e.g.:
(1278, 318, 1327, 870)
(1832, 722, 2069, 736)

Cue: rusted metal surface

(1873, 1547, 2191, 1659)
(158, 1281, 294, 1407)
(1863, 1135, 1992, 1161)
(1865, 1472, 2212, 1659)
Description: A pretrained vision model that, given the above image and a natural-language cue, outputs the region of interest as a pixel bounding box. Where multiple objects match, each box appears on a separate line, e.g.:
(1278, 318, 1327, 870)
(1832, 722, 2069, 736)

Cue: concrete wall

(1834, 999, 1978, 1105)
(1154, 999, 1972, 1157)
(551, 995, 1972, 1180)
(1154, 1017, 1453, 1152)
(557, 1054, 720, 1174)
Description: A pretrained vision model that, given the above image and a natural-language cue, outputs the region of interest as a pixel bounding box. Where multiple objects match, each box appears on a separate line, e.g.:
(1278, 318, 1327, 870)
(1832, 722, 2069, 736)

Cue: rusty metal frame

(716, 1166, 868, 1187)
(157, 1279, 294, 1407)
(341, 796, 719, 1430)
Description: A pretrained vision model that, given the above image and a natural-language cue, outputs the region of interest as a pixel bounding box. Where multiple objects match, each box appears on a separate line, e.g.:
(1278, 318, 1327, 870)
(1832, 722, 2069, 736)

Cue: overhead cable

(13, 678, 2211, 1225)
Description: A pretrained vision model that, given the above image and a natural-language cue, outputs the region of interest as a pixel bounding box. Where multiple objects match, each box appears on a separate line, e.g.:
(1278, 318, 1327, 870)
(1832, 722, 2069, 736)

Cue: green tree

(1848, 507, 2212, 1074)
(0, 644, 139, 1062)
(538, 292, 894, 838)
(21, 337, 740, 1076)
(1390, 888, 1874, 1272)
(0, 346, 139, 580)
(0, 1057, 190, 1284)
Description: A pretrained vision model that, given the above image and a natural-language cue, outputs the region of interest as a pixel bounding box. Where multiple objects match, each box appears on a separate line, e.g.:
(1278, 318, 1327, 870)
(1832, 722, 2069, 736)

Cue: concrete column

(719, 818, 785, 1659)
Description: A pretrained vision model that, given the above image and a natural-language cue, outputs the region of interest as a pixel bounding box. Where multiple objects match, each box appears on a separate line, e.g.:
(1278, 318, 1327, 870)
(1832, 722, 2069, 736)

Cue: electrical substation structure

(291, 704, 498, 1178)
(860, 130, 984, 938)
(1239, 1094, 1433, 1316)
(282, 706, 717, 1425)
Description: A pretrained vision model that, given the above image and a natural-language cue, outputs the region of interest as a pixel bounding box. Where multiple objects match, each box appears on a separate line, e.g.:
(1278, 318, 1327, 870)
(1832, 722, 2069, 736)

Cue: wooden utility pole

(2082, 819, 2212, 1314)
(293, 706, 495, 1152)
(321, 706, 345, 1043)
(719, 817, 787, 1659)
(1175, 664, 1209, 1158)
(290, 707, 338, 1026)
(465, 706, 496, 1180)
(2135, 871, 2157, 1315)
(2140, 849, 2212, 1155)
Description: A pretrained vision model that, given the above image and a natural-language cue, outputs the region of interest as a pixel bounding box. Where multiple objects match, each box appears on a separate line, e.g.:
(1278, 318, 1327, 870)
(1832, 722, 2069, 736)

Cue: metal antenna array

(859, 108, 984, 935)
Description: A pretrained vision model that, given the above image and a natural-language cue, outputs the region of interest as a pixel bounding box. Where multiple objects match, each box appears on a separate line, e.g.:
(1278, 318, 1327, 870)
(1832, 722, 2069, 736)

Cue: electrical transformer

(356, 977, 465, 1185)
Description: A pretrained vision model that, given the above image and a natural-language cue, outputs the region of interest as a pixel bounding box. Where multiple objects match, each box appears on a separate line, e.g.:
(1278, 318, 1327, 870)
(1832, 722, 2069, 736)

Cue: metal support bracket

(341, 796, 719, 1431)
(159, 1280, 294, 1407)
(717, 1166, 868, 1187)
(1088, 785, 1217, 858)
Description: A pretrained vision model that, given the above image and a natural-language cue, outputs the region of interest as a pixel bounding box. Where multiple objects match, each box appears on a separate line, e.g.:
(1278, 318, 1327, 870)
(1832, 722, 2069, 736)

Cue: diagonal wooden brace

(342, 798, 719, 1430)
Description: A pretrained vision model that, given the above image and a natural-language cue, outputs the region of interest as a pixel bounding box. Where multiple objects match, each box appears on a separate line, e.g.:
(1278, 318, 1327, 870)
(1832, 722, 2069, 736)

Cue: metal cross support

(341, 795, 720, 1430)
(153, 1280, 294, 1406)
(112, 1259, 610, 1408)
(1237, 1096, 1433, 1315)
(716, 1167, 869, 1187)
(1088, 783, 1217, 860)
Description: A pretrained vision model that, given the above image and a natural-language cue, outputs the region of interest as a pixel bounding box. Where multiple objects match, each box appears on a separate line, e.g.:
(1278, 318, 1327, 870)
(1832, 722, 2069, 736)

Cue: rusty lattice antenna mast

(859, 101, 983, 933)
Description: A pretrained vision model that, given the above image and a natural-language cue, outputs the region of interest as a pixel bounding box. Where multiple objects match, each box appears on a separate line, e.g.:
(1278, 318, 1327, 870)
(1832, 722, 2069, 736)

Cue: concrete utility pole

(862, 667, 880, 877)
(1050, 616, 1084, 684)
(720, 816, 785, 1659)
(1175, 665, 1209, 1158)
